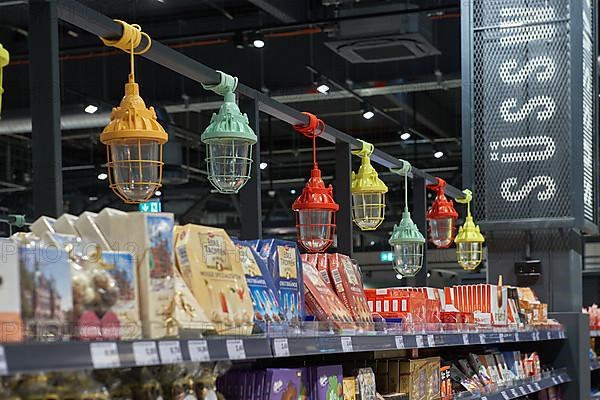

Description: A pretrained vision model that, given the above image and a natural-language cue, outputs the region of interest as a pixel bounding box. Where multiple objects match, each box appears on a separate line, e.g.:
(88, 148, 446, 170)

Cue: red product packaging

(328, 253, 373, 324)
(425, 288, 442, 324)
(302, 260, 354, 329)
(316, 253, 334, 291)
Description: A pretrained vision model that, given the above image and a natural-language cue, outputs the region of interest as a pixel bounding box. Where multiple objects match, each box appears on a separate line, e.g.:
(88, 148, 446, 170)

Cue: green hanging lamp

(388, 161, 426, 278)
(201, 71, 257, 194)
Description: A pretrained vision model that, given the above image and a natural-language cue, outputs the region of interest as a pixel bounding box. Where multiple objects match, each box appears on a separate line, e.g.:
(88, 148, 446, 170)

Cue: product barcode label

(527, 384, 534, 392)
(462, 333, 469, 344)
(0, 346, 7, 375)
(90, 342, 120, 369)
(416, 335, 425, 348)
(395, 336, 404, 349)
(519, 387, 527, 395)
(158, 341, 183, 364)
(188, 340, 211, 362)
(133, 342, 160, 366)
(226, 339, 246, 360)
(331, 268, 343, 285)
(341, 336, 353, 352)
(501, 391, 510, 399)
(273, 338, 290, 357)
(479, 333, 486, 344)
(427, 334, 435, 347)
(176, 246, 190, 268)
(511, 388, 519, 397)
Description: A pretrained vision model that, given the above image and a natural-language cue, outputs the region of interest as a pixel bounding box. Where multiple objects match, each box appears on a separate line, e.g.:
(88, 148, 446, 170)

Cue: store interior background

(0, 0, 598, 301)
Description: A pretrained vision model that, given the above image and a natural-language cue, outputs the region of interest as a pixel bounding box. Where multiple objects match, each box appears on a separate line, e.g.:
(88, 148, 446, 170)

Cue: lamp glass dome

(428, 217, 455, 248)
(456, 242, 482, 270)
(297, 208, 336, 252)
(201, 91, 257, 194)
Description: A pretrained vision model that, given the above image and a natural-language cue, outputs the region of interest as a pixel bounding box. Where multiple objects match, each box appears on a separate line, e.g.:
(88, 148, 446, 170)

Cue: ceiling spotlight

(268, 189, 276, 198)
(370, 240, 375, 246)
(84, 104, 98, 114)
(155, 190, 162, 197)
(400, 132, 411, 141)
(434, 150, 444, 159)
(290, 189, 297, 195)
(316, 84, 330, 94)
(427, 272, 431, 278)
(396, 273, 403, 280)
(362, 108, 375, 120)
(97, 172, 108, 181)
(252, 33, 265, 48)
(259, 162, 268, 170)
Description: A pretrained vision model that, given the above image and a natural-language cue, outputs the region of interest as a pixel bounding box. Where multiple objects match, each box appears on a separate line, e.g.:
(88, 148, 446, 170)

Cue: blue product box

(259, 239, 305, 322)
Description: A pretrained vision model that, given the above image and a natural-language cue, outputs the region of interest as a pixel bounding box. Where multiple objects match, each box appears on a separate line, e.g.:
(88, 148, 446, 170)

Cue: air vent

(325, 33, 440, 63)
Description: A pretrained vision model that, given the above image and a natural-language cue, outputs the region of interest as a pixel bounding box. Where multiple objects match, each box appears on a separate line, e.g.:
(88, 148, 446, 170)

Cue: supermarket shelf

(0, 328, 566, 375)
(458, 370, 571, 400)
(592, 358, 600, 371)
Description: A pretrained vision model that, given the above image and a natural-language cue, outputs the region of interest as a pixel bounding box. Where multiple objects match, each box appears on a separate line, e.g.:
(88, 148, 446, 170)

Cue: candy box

(234, 240, 283, 328)
(328, 253, 372, 325)
(302, 261, 354, 329)
(264, 368, 302, 400)
(175, 224, 254, 335)
(99, 251, 140, 339)
(343, 377, 357, 400)
(0, 238, 73, 341)
(312, 365, 343, 400)
(260, 239, 304, 322)
(317, 253, 334, 291)
(97, 212, 176, 338)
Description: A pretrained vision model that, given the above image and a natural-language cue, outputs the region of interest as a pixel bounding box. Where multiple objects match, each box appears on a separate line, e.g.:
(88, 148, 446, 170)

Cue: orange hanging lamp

(292, 113, 339, 253)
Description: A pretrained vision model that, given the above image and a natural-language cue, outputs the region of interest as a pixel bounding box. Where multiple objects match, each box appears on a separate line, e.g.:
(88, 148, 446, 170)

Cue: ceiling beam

(247, 0, 303, 23)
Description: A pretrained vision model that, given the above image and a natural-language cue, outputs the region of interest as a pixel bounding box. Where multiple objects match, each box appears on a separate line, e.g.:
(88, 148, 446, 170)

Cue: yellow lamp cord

(100, 20, 152, 83)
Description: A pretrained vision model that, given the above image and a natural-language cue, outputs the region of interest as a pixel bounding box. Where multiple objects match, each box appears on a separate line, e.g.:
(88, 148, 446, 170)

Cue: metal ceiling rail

(55, 0, 465, 199)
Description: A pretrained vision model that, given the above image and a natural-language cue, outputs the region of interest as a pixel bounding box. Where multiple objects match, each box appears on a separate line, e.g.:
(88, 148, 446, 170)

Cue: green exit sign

(380, 251, 394, 262)
(139, 200, 162, 213)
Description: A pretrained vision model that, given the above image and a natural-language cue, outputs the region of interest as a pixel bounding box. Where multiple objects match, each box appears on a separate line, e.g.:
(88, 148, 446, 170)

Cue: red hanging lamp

(292, 113, 339, 253)
(426, 177, 458, 248)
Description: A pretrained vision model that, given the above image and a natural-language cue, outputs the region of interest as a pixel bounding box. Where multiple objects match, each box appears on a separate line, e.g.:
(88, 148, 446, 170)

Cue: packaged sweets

(260, 239, 304, 322)
(312, 365, 343, 400)
(356, 368, 377, 400)
(264, 368, 302, 400)
(175, 224, 254, 335)
(342, 377, 357, 400)
(235, 240, 283, 327)
(328, 254, 373, 324)
(99, 212, 176, 338)
(302, 261, 354, 329)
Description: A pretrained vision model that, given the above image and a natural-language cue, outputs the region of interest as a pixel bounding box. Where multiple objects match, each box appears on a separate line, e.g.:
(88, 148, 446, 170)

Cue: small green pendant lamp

(201, 71, 257, 194)
(388, 161, 426, 277)
(351, 140, 388, 231)
(455, 189, 485, 270)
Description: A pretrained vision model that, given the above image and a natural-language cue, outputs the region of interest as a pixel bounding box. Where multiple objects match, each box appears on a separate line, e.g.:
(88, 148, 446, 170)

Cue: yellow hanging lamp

(99, 21, 168, 204)
(0, 43, 9, 116)
(455, 189, 485, 270)
(351, 140, 388, 230)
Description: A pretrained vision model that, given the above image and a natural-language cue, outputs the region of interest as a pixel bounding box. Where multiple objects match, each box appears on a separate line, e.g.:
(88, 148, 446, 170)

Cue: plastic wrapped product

(311, 365, 343, 400)
(264, 369, 302, 400)
(356, 368, 376, 400)
(342, 377, 357, 400)
(54, 213, 79, 236)
(75, 211, 112, 251)
(328, 253, 373, 325)
(29, 216, 56, 238)
(259, 239, 305, 322)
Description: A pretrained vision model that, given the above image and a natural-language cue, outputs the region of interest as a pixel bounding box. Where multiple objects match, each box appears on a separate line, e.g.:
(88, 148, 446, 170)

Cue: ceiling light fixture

(252, 33, 265, 48)
(400, 131, 411, 141)
(97, 172, 108, 181)
(434, 150, 444, 159)
(84, 104, 98, 114)
(259, 162, 268, 170)
(154, 190, 162, 197)
(290, 189, 297, 195)
(99, 21, 167, 204)
(316, 84, 330, 94)
(362, 108, 375, 120)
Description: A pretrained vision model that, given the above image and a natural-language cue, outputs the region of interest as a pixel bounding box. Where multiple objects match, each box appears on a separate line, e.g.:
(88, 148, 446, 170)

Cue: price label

(341, 336, 353, 352)
(557, 375, 564, 383)
(0, 346, 7, 375)
(534, 382, 541, 391)
(545, 331, 551, 340)
(479, 333, 486, 344)
(188, 340, 210, 362)
(90, 342, 120, 369)
(158, 341, 183, 364)
(481, 397, 488, 400)
(501, 391, 510, 399)
(519, 387, 527, 395)
(527, 384, 534, 392)
(395, 336, 405, 349)
(462, 333, 469, 345)
(416, 335, 425, 348)
(133, 342, 160, 366)
(533, 331, 540, 341)
(559, 330, 566, 339)
(273, 338, 290, 357)
(499, 333, 505, 343)
(226, 339, 246, 360)
(514, 332, 520, 341)
(427, 334, 435, 347)
(511, 388, 519, 397)
(552, 377, 559, 385)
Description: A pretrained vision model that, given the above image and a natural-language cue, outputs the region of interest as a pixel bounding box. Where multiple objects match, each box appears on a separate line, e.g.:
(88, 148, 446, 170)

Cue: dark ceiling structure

(0, 0, 462, 248)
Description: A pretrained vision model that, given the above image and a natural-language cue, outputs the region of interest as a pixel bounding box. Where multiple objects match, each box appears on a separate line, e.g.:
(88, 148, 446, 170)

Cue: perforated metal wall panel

(462, 0, 597, 232)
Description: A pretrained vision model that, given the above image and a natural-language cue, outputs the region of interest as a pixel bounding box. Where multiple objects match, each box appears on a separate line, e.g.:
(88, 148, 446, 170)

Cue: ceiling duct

(324, 3, 440, 63)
